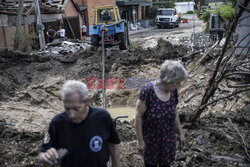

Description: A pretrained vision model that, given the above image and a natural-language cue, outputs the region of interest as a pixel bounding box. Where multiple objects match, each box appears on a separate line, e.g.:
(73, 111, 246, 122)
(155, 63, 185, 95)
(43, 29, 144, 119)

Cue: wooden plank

(25, 4, 34, 15)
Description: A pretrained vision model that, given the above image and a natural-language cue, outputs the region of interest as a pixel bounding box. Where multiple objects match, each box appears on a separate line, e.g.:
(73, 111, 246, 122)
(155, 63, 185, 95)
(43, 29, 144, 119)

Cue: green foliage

(129, 42, 139, 50)
(186, 11, 194, 14)
(200, 10, 213, 22)
(200, 5, 235, 33)
(19, 30, 38, 52)
(216, 5, 235, 22)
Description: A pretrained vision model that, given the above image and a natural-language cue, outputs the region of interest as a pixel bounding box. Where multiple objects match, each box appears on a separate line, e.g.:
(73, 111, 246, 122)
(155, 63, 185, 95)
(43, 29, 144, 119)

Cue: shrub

(19, 30, 38, 52)
(186, 11, 194, 14)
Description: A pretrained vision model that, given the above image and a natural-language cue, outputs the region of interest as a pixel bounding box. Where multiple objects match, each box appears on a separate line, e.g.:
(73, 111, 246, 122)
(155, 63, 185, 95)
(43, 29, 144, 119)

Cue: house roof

(0, 0, 70, 15)
(116, 0, 151, 6)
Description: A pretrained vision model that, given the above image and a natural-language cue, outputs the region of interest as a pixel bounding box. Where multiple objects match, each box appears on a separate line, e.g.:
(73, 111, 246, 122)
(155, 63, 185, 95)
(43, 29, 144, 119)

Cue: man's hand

(179, 134, 186, 149)
(38, 148, 58, 165)
(137, 140, 145, 155)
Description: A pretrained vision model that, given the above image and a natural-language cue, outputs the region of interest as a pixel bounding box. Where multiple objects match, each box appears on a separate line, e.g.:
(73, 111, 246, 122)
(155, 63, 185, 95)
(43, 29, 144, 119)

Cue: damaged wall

(235, 0, 250, 56)
(0, 25, 29, 49)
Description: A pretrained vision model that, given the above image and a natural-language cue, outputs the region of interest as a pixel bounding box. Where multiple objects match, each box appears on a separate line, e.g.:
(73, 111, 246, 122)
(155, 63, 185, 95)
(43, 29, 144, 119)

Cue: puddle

(107, 107, 136, 121)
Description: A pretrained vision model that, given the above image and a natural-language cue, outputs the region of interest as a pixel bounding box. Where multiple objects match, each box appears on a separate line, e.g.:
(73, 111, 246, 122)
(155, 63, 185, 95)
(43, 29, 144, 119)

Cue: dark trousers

(145, 162, 170, 167)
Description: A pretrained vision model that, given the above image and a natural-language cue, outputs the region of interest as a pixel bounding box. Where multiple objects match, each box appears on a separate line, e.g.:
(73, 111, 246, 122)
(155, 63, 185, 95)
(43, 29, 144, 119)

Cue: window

(97, 8, 116, 23)
(157, 10, 173, 16)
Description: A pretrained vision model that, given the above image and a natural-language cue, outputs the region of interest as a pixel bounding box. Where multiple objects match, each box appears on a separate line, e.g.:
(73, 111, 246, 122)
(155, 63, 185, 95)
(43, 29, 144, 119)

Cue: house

(0, 0, 82, 49)
(116, 0, 153, 24)
(174, 1, 195, 14)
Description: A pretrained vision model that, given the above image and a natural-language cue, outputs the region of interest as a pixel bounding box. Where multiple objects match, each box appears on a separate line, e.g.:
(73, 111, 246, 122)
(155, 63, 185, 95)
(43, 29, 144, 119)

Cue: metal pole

(192, 0, 196, 48)
(101, 30, 106, 109)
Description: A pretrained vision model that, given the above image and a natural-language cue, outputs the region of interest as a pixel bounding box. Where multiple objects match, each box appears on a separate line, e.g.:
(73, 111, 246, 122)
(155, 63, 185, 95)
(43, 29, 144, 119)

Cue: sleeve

(138, 84, 150, 106)
(39, 119, 57, 152)
(107, 113, 121, 144)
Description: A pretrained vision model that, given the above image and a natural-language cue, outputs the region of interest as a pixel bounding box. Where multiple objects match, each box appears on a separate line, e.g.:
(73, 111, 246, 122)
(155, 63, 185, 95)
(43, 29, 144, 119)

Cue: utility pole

(34, 0, 45, 50)
(192, 0, 196, 51)
(101, 30, 106, 109)
(14, 0, 24, 50)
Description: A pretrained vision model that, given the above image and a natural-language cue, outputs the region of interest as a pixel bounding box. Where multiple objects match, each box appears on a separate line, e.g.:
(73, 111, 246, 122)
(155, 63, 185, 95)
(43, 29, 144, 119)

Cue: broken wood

(211, 155, 243, 163)
(65, 13, 76, 39)
(228, 117, 250, 161)
(189, 41, 219, 74)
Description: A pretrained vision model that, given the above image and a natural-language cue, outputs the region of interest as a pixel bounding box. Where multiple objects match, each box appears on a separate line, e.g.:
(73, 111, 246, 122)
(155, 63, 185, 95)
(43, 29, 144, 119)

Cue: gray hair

(61, 80, 89, 102)
(160, 60, 188, 83)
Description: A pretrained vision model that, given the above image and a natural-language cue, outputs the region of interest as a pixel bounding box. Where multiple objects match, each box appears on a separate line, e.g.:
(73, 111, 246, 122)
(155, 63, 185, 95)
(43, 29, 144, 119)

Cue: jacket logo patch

(43, 133, 50, 144)
(89, 136, 103, 152)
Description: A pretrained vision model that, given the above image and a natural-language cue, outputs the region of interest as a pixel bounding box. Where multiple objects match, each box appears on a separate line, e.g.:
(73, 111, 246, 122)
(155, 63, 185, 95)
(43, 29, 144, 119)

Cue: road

(129, 20, 205, 48)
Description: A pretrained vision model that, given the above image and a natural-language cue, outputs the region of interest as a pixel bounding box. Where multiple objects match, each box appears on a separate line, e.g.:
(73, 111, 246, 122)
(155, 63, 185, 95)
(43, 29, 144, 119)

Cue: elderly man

(38, 80, 120, 167)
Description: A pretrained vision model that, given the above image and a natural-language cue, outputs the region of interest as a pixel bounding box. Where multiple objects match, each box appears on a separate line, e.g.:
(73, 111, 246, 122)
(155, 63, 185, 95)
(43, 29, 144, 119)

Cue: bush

(217, 5, 235, 22)
(200, 5, 235, 33)
(19, 30, 38, 52)
(186, 11, 194, 14)
(129, 42, 139, 50)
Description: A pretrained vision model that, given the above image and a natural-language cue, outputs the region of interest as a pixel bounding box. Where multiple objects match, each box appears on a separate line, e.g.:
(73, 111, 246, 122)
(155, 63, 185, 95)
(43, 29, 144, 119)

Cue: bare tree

(189, 0, 250, 122)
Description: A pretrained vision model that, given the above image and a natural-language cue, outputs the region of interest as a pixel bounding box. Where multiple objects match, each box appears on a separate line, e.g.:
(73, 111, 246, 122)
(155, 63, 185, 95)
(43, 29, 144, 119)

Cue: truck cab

(89, 6, 129, 50)
(156, 8, 179, 28)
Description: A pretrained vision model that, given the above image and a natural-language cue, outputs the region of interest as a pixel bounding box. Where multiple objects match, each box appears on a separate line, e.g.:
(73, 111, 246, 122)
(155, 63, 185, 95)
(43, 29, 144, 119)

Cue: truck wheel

(118, 32, 128, 50)
(91, 35, 99, 47)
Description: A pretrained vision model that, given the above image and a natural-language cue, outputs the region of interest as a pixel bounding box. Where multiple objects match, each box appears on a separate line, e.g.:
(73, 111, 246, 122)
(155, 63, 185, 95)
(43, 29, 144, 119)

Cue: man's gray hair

(61, 80, 89, 102)
(160, 60, 188, 83)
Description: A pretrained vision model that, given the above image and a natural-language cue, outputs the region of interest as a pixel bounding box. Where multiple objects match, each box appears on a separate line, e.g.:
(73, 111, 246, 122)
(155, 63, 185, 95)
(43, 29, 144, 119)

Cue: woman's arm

(176, 110, 186, 148)
(135, 99, 147, 154)
(108, 143, 120, 167)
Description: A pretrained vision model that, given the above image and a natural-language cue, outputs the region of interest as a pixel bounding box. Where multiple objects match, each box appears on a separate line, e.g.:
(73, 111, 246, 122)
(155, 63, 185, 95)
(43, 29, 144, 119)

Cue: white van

(156, 8, 179, 28)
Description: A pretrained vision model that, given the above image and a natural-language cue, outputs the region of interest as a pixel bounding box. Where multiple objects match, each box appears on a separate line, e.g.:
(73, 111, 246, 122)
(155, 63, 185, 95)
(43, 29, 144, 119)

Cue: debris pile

(40, 39, 91, 55)
(0, 37, 249, 167)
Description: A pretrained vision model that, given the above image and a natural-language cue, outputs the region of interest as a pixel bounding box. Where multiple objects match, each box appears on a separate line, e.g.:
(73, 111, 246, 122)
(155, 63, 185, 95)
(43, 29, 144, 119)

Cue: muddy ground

(0, 36, 250, 167)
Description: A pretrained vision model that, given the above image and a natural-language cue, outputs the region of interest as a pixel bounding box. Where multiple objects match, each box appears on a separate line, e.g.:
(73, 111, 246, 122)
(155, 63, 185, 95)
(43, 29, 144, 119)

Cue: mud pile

(1, 110, 249, 167)
(1, 37, 249, 167)
(0, 121, 44, 167)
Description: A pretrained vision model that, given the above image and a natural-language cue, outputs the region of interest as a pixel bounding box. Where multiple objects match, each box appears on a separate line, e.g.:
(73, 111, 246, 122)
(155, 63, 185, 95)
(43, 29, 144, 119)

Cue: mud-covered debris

(42, 40, 91, 55)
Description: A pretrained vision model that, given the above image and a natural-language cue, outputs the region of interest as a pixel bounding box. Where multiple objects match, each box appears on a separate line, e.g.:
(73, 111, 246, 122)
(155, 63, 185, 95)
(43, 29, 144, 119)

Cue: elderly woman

(135, 60, 188, 167)
(38, 80, 120, 167)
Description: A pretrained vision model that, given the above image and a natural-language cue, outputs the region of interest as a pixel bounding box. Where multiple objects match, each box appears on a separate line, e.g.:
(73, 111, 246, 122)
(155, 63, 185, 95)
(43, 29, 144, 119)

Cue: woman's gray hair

(61, 80, 89, 102)
(160, 60, 188, 83)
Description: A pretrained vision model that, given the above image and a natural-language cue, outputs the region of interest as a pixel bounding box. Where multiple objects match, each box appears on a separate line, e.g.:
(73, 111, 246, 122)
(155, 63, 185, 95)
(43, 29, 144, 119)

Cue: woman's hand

(38, 148, 58, 165)
(137, 140, 145, 155)
(179, 134, 186, 149)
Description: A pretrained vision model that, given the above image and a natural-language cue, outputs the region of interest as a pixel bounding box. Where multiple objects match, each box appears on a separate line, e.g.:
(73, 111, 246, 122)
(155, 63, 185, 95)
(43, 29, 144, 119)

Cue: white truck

(156, 8, 179, 29)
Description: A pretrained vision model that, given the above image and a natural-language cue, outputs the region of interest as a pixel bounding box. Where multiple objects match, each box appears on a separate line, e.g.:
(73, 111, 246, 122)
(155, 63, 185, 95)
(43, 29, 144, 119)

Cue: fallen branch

(228, 117, 250, 161)
(227, 84, 250, 88)
(189, 41, 219, 74)
(211, 155, 243, 163)
(189, 88, 250, 122)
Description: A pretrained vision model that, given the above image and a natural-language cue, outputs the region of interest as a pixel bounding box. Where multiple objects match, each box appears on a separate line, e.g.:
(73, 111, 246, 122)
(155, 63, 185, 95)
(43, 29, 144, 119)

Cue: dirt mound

(1, 112, 249, 167)
(0, 121, 44, 167)
(0, 39, 188, 104)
